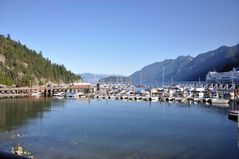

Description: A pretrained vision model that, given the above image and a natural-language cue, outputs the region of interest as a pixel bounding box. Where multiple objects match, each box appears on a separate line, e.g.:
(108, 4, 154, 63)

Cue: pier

(0, 85, 94, 98)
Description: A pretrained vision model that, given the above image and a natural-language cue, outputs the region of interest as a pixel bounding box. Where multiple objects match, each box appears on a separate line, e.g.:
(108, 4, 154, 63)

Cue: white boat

(128, 95, 135, 100)
(142, 96, 150, 101)
(135, 96, 142, 100)
(53, 92, 65, 97)
(211, 98, 229, 105)
(31, 92, 41, 97)
(150, 96, 158, 102)
(66, 92, 83, 98)
(122, 95, 128, 99)
(194, 98, 203, 103)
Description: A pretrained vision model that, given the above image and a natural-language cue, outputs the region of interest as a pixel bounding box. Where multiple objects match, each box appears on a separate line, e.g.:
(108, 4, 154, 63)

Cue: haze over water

(0, 98, 237, 159)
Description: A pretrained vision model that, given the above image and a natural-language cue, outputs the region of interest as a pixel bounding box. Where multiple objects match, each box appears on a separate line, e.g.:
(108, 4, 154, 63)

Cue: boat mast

(140, 72, 142, 87)
(171, 76, 173, 87)
(163, 67, 164, 87)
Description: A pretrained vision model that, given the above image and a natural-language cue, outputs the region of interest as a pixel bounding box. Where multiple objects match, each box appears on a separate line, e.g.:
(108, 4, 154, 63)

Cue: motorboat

(228, 110, 239, 121)
(150, 96, 158, 102)
(31, 92, 41, 97)
(53, 92, 65, 97)
(211, 98, 229, 105)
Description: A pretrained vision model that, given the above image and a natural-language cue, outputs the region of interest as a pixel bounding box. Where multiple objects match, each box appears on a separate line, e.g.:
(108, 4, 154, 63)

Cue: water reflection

(0, 98, 65, 131)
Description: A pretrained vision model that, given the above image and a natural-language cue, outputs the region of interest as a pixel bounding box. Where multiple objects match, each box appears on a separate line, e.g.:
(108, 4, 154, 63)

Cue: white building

(206, 67, 239, 83)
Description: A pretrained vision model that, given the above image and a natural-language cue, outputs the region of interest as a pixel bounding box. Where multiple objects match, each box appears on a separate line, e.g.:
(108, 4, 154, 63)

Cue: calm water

(0, 98, 237, 159)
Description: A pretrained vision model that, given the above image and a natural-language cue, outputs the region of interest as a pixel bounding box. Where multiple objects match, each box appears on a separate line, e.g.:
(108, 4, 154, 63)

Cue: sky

(0, 0, 239, 76)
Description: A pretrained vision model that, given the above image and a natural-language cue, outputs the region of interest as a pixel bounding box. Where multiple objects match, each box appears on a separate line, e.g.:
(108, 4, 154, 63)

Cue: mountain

(130, 43, 239, 85)
(80, 73, 109, 83)
(0, 34, 81, 86)
(130, 55, 193, 85)
(99, 76, 131, 84)
(175, 44, 239, 81)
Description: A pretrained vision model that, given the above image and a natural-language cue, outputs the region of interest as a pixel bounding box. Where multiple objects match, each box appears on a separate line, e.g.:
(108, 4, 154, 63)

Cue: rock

(11, 144, 35, 159)
(0, 54, 5, 64)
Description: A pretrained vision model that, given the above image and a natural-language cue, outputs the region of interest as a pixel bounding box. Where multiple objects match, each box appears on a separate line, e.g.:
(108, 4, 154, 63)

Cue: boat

(228, 110, 239, 121)
(193, 98, 203, 103)
(122, 95, 128, 99)
(53, 92, 65, 97)
(134, 95, 142, 100)
(211, 98, 229, 105)
(150, 96, 158, 102)
(128, 95, 135, 100)
(31, 92, 41, 97)
(66, 92, 84, 98)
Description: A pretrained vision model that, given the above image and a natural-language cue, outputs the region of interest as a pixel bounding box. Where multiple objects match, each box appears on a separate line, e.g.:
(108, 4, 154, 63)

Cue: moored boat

(211, 98, 229, 105)
(228, 110, 239, 121)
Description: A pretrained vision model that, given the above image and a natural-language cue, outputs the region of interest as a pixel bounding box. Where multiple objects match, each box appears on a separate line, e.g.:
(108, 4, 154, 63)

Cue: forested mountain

(175, 44, 239, 81)
(130, 43, 239, 85)
(130, 55, 193, 85)
(99, 76, 131, 84)
(0, 34, 81, 86)
(80, 73, 109, 83)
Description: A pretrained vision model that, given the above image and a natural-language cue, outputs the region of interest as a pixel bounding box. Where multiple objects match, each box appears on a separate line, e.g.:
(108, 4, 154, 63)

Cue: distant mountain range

(130, 43, 239, 85)
(82, 43, 239, 86)
(99, 76, 131, 84)
(80, 73, 109, 83)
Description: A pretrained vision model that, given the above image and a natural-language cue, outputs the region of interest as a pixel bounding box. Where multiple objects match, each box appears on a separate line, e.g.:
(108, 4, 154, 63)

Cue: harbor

(0, 82, 238, 105)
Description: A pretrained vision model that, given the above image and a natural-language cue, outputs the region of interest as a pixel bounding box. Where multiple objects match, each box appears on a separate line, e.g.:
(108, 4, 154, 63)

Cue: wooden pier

(0, 86, 94, 98)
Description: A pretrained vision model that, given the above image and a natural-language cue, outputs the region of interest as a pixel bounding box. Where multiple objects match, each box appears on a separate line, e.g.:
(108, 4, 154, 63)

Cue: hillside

(0, 34, 81, 86)
(130, 43, 239, 85)
(130, 55, 193, 85)
(99, 76, 131, 84)
(80, 73, 109, 83)
(175, 44, 239, 81)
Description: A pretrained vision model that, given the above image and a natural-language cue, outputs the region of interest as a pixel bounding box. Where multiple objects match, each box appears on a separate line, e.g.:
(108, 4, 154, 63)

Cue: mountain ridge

(130, 43, 239, 85)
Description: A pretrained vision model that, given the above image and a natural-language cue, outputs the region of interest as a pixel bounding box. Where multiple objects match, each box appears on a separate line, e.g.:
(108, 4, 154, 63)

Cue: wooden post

(44, 89, 47, 97)
(48, 89, 51, 97)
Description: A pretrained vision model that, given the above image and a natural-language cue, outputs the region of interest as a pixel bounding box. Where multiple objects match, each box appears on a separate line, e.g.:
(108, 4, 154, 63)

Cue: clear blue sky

(1, 0, 239, 75)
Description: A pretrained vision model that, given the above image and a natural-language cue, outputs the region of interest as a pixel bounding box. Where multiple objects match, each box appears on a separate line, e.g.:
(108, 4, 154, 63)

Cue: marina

(1, 0, 239, 158)
(1, 82, 239, 158)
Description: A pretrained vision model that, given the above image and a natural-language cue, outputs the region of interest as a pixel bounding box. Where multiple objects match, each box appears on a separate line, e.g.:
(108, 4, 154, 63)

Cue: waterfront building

(206, 67, 239, 83)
